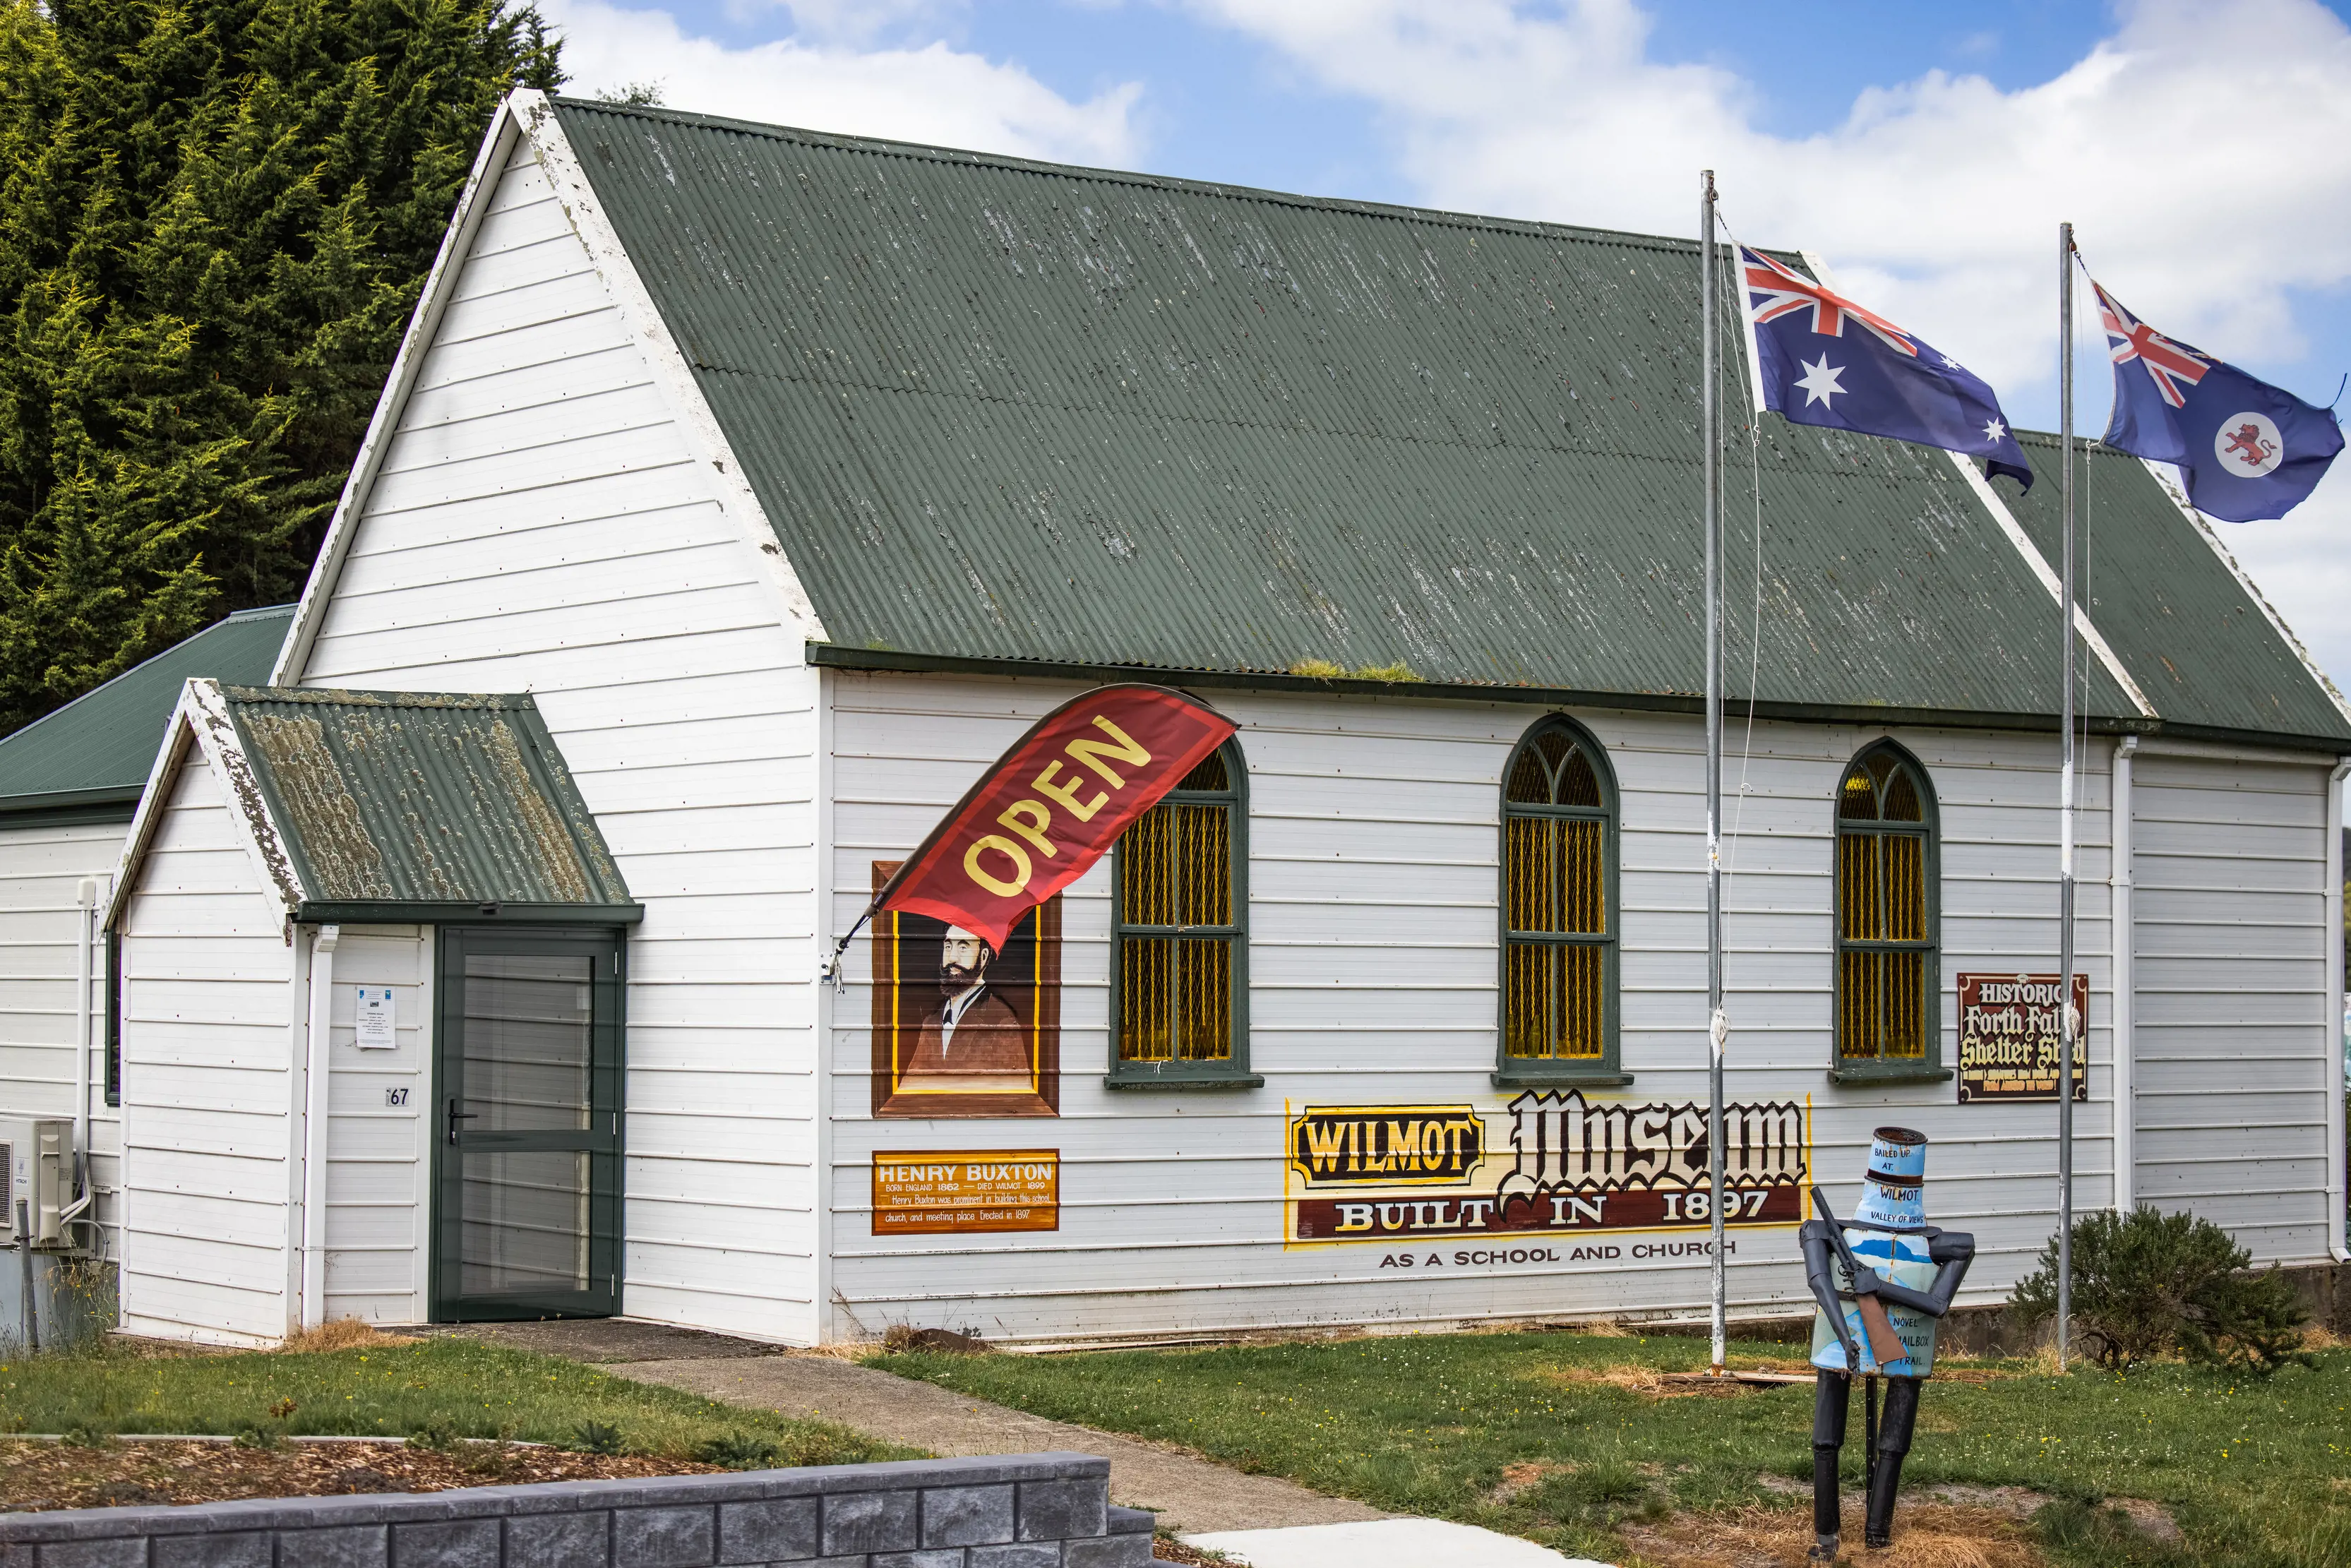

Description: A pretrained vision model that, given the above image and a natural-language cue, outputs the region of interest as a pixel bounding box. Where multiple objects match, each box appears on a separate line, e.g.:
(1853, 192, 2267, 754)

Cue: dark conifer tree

(0, 0, 561, 732)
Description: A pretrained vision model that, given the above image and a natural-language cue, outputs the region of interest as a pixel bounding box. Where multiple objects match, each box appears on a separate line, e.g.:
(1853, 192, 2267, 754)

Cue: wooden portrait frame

(870, 860, 1061, 1118)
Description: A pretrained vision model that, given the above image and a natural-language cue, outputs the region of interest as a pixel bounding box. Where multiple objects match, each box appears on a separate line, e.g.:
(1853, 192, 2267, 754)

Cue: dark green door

(432, 928, 624, 1321)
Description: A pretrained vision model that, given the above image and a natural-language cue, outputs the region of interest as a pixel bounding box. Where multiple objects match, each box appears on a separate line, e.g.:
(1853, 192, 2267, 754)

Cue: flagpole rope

(2070, 244, 2099, 771)
(1711, 203, 1769, 885)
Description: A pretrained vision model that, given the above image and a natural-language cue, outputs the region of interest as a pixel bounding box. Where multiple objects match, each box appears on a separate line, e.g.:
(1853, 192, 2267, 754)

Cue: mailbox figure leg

(1862, 1376, 1922, 1548)
(1809, 1368, 1849, 1560)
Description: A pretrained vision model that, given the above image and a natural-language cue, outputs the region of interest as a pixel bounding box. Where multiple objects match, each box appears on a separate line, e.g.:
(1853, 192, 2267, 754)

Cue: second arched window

(1500, 717, 1622, 1082)
(1833, 742, 1939, 1073)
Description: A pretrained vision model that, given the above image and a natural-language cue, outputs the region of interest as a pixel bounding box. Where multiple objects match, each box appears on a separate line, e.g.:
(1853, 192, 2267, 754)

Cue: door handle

(447, 1100, 480, 1144)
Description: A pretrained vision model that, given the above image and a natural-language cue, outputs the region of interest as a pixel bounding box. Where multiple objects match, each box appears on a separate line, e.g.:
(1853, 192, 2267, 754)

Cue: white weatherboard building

(0, 606, 289, 1271)
(86, 92, 2350, 1346)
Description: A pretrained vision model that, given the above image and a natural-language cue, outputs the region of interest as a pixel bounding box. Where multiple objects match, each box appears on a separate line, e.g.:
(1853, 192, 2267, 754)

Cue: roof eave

(808, 642, 2351, 755)
(293, 900, 644, 926)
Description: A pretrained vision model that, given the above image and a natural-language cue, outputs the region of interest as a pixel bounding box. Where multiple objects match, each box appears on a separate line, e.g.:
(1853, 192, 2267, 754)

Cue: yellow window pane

(1838, 767, 1879, 820)
(1556, 746, 1601, 808)
(1504, 942, 1556, 1059)
(1557, 944, 1603, 1058)
(1507, 817, 1560, 933)
(1562, 820, 1604, 933)
(1177, 749, 1229, 793)
(1505, 743, 1550, 803)
(1176, 938, 1232, 1061)
(1838, 948, 1927, 1061)
(1120, 935, 1173, 1062)
(1882, 765, 1922, 822)
(1503, 941, 1603, 1060)
(1885, 835, 1925, 941)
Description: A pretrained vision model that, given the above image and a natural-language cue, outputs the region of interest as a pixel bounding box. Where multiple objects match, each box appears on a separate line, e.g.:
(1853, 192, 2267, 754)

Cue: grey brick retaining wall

(0, 1453, 1151, 1568)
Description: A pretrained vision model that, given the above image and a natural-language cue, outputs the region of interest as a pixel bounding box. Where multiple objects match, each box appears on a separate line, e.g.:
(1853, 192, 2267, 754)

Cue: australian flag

(2095, 282, 2343, 523)
(1743, 248, 2033, 489)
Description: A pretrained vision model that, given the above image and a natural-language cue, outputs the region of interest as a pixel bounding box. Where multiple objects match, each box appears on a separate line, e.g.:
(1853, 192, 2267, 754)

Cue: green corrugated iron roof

(0, 606, 293, 820)
(219, 687, 637, 923)
(1997, 432, 2347, 741)
(551, 100, 2346, 746)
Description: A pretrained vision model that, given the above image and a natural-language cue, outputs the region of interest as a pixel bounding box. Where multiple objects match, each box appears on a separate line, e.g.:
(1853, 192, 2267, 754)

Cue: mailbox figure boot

(1864, 1376, 1922, 1548)
(1808, 1369, 1849, 1560)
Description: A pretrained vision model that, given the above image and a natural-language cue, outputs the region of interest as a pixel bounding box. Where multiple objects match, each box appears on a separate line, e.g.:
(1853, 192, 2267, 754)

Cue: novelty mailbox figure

(1798, 1127, 1975, 1559)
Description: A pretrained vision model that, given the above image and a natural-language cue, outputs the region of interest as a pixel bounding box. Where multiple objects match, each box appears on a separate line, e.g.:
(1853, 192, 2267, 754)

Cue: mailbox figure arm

(1799, 1218, 1862, 1372)
(1913, 1229, 1976, 1319)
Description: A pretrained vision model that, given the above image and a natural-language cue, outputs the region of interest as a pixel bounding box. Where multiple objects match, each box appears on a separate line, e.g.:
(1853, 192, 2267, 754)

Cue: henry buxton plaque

(1956, 972, 2088, 1104)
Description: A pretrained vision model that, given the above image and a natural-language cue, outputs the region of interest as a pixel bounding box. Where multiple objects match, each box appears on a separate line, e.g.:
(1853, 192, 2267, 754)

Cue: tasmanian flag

(2095, 282, 2343, 523)
(1743, 248, 2034, 489)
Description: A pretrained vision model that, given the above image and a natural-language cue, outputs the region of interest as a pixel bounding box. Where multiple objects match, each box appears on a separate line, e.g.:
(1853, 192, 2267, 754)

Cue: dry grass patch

(1543, 1357, 2025, 1402)
(1618, 1501, 2046, 1568)
(1488, 1459, 1577, 1502)
(278, 1320, 419, 1355)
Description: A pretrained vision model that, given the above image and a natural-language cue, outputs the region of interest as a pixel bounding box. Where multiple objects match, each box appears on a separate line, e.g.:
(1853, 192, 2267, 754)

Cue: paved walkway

(611, 1352, 1387, 1536)
(1187, 1519, 1611, 1568)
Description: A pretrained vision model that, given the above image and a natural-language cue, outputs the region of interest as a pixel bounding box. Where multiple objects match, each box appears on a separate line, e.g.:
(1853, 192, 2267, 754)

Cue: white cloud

(1181, 0, 2351, 688)
(542, 0, 1144, 167)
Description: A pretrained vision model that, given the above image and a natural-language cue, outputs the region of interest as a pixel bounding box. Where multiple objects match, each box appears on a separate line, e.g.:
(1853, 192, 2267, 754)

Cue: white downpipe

(71, 880, 97, 1208)
(2110, 738, 2137, 1213)
(301, 926, 340, 1329)
(2326, 762, 2347, 1263)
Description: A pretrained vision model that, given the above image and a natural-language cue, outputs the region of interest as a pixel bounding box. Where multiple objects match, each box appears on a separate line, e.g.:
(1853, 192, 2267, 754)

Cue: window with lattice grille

(1498, 717, 1625, 1084)
(1108, 739, 1255, 1086)
(1833, 743, 1944, 1078)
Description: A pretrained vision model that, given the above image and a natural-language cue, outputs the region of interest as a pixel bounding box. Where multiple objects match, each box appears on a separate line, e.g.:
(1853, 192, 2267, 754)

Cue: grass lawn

(0, 1334, 906, 1469)
(872, 1330, 2351, 1568)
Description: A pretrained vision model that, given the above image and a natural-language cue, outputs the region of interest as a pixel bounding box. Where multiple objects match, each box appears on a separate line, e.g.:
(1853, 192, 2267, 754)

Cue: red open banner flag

(874, 685, 1237, 953)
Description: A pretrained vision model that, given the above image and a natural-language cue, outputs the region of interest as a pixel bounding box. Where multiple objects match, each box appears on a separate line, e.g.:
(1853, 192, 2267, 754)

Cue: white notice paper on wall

(355, 987, 396, 1049)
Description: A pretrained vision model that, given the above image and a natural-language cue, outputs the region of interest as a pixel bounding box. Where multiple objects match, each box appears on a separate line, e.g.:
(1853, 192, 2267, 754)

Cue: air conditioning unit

(0, 1120, 71, 1246)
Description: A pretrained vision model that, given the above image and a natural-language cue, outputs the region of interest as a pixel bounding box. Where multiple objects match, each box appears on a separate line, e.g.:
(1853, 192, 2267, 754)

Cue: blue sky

(545, 0, 2351, 687)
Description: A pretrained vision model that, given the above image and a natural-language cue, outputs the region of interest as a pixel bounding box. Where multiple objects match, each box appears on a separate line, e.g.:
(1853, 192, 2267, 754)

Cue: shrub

(573, 1420, 627, 1456)
(693, 1432, 782, 1470)
(2011, 1206, 2311, 1374)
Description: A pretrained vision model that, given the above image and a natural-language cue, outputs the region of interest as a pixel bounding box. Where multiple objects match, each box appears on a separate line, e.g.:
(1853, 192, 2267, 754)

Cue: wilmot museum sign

(1286, 1092, 1812, 1243)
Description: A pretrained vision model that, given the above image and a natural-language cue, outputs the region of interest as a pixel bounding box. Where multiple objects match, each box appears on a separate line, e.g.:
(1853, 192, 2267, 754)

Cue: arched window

(1107, 738, 1255, 1087)
(1499, 717, 1624, 1084)
(1833, 742, 1943, 1076)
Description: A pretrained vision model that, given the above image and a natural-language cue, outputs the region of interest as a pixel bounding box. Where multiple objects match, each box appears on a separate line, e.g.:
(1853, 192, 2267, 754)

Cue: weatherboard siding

(118, 758, 297, 1346)
(294, 142, 822, 1340)
(2131, 751, 2333, 1260)
(823, 671, 2127, 1342)
(0, 820, 124, 1257)
(319, 928, 431, 1324)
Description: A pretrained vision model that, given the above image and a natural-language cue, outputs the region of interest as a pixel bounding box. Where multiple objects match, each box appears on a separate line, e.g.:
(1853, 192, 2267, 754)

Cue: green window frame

(1497, 716, 1627, 1087)
(1831, 741, 1949, 1084)
(104, 928, 120, 1108)
(1106, 738, 1257, 1089)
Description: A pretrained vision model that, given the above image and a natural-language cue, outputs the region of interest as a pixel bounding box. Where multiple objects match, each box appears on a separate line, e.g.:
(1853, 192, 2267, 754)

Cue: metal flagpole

(2057, 221, 2078, 1372)
(1701, 170, 1728, 1374)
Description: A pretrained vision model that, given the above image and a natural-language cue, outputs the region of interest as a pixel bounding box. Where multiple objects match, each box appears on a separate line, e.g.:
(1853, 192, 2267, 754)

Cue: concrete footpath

(617, 1353, 1387, 1536)
(445, 1322, 1609, 1564)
